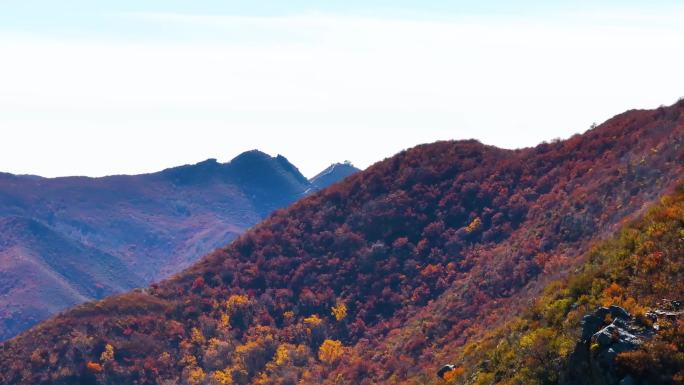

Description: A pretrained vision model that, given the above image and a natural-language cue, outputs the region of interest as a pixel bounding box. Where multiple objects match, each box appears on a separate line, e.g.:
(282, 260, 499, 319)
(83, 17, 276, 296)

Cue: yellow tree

(100, 344, 114, 362)
(331, 302, 347, 322)
(318, 339, 344, 364)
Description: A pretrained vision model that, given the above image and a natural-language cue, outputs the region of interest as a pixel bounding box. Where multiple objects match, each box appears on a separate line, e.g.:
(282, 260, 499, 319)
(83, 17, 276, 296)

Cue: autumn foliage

(0, 101, 683, 385)
(318, 339, 345, 364)
(436, 183, 684, 385)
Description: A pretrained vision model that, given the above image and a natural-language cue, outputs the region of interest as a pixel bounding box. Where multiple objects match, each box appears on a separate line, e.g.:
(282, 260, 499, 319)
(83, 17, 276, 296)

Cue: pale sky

(1, 1, 684, 178)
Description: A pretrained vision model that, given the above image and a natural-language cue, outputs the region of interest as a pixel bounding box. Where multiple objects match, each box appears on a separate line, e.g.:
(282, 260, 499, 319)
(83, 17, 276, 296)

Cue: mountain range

(0, 101, 683, 385)
(0, 151, 359, 341)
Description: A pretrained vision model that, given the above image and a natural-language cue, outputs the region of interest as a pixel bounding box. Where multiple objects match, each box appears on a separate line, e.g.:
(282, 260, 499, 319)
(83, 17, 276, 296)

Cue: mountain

(0, 101, 682, 385)
(0, 151, 357, 341)
(309, 161, 360, 191)
(430, 183, 684, 385)
(0, 216, 144, 338)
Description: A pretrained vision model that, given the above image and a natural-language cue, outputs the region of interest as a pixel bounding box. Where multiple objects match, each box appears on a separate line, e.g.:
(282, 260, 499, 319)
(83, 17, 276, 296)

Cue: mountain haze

(0, 151, 358, 341)
(1, 101, 683, 385)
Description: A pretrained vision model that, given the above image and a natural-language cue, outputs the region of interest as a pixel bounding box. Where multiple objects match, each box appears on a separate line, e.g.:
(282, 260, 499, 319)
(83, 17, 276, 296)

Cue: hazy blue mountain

(0, 150, 358, 341)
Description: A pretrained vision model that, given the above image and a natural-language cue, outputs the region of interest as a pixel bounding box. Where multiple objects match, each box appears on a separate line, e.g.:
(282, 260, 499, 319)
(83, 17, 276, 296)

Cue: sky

(1, 1, 684, 178)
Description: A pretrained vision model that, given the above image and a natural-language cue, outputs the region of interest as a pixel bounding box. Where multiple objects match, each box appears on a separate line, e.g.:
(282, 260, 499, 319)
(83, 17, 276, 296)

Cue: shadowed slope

(0, 216, 143, 338)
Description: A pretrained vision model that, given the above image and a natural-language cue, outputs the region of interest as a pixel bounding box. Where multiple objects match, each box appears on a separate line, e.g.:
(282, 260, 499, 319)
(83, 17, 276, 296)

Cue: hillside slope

(421, 183, 684, 385)
(0, 216, 144, 337)
(0, 151, 356, 341)
(0, 101, 683, 385)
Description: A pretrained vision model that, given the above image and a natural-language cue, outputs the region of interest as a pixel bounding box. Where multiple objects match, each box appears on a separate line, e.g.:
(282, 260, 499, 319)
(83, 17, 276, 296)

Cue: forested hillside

(0, 101, 683, 385)
(421, 183, 684, 385)
(0, 151, 356, 341)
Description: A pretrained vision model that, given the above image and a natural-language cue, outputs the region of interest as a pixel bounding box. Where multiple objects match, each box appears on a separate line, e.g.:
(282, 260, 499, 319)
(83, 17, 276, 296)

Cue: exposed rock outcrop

(437, 364, 456, 379)
(565, 303, 681, 385)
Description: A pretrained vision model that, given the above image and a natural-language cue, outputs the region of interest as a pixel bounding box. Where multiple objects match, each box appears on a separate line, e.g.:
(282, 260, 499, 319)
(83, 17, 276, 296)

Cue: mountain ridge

(1, 101, 682, 385)
(0, 151, 358, 342)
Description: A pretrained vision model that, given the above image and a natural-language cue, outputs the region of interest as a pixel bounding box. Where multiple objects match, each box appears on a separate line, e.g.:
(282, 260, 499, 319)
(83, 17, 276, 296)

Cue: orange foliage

(86, 361, 103, 373)
(443, 366, 465, 381)
(420, 264, 441, 277)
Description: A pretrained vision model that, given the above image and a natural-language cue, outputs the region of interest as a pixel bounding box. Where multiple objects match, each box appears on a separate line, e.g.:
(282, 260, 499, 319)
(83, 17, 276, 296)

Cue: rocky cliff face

(568, 306, 651, 385)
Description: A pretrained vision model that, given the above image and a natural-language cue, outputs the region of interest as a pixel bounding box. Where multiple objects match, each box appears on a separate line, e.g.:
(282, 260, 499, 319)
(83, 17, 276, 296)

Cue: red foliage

(1, 101, 684, 385)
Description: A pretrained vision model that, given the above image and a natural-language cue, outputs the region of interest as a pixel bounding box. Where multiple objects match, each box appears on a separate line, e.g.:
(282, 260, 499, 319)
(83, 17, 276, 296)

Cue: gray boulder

(609, 305, 630, 320)
(564, 306, 651, 385)
(581, 314, 604, 342)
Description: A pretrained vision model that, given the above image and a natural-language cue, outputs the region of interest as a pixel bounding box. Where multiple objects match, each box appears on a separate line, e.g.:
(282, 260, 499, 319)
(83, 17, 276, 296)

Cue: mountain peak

(229, 149, 271, 164)
(310, 161, 360, 190)
(224, 150, 311, 215)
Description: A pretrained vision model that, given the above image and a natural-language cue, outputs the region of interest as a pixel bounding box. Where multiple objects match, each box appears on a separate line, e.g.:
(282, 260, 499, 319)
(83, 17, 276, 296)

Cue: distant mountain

(1, 101, 682, 385)
(309, 161, 360, 190)
(0, 151, 358, 341)
(0, 216, 143, 337)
